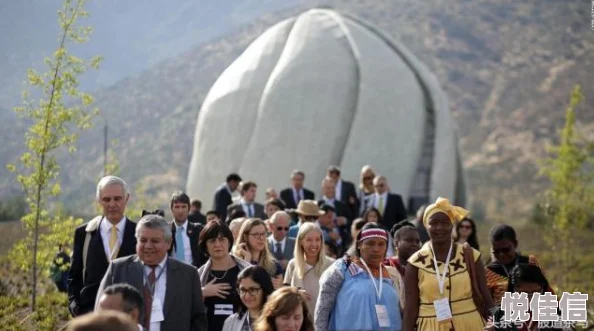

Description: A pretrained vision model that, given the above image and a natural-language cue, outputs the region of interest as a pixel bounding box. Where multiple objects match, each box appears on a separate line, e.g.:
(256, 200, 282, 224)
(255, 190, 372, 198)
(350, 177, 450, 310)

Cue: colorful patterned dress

(408, 242, 485, 331)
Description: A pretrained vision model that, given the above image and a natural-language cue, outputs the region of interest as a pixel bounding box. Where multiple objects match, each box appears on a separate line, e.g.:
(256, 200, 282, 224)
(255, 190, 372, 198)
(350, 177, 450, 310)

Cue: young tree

(538, 85, 594, 325)
(7, 0, 101, 311)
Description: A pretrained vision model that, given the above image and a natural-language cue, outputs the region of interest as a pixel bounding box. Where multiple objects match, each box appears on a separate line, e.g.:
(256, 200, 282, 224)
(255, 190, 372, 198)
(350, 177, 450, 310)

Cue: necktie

(143, 265, 157, 329)
(175, 226, 185, 262)
(109, 225, 118, 260)
(378, 196, 385, 215)
(247, 204, 253, 218)
(275, 242, 283, 260)
(295, 190, 301, 204)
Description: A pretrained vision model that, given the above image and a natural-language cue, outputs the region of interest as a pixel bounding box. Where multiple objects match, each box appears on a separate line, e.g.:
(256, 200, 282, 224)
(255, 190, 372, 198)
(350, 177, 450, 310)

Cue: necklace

(209, 257, 233, 280)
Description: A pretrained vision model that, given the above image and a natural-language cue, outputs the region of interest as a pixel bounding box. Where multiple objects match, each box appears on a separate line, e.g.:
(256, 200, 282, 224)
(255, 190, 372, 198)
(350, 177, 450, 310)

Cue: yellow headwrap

(423, 197, 469, 227)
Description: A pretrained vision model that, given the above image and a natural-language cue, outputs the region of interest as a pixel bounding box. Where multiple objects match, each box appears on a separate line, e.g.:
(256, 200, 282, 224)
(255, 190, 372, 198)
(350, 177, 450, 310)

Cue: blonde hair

(294, 223, 326, 278)
(254, 287, 314, 331)
(359, 165, 376, 192)
(233, 218, 277, 276)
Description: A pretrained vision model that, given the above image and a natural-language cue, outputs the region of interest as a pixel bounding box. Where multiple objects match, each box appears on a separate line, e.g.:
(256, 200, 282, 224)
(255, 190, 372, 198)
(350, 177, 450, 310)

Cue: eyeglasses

(492, 247, 512, 255)
(248, 232, 267, 239)
(276, 226, 289, 231)
(239, 287, 262, 296)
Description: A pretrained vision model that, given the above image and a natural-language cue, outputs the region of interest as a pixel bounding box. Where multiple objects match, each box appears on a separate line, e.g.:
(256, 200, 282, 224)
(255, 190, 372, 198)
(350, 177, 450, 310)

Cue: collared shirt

(270, 236, 287, 254)
(293, 187, 304, 203)
(335, 179, 343, 201)
(323, 196, 336, 208)
(374, 192, 388, 210)
(240, 198, 254, 217)
(143, 256, 168, 331)
(174, 220, 193, 264)
(100, 216, 126, 261)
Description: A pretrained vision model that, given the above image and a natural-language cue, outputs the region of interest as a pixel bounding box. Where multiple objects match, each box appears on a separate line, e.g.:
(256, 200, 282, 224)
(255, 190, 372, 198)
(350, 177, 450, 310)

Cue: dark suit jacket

(168, 222, 207, 268)
(280, 187, 315, 210)
(317, 199, 354, 224)
(267, 236, 296, 261)
(212, 184, 233, 221)
(96, 255, 208, 331)
(228, 202, 266, 219)
(188, 211, 206, 225)
(68, 216, 137, 316)
(338, 180, 359, 215)
(381, 193, 408, 230)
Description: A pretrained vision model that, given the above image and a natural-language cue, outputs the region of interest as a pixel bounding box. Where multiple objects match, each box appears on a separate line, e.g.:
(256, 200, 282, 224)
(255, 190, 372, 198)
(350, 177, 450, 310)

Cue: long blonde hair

(294, 223, 327, 279)
(359, 165, 376, 193)
(233, 218, 277, 276)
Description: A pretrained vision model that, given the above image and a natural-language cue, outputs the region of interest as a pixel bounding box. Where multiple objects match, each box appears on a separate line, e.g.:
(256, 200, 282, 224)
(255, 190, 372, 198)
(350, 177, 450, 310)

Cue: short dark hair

(352, 218, 367, 232)
(170, 191, 190, 209)
(291, 169, 305, 179)
(489, 224, 517, 244)
(319, 203, 335, 213)
(191, 199, 202, 210)
(102, 283, 143, 313)
(236, 266, 275, 318)
(199, 220, 234, 254)
(327, 165, 341, 175)
(241, 181, 257, 194)
(226, 208, 246, 224)
(226, 173, 242, 183)
(206, 210, 220, 219)
(265, 198, 285, 211)
(508, 263, 549, 292)
(390, 221, 416, 240)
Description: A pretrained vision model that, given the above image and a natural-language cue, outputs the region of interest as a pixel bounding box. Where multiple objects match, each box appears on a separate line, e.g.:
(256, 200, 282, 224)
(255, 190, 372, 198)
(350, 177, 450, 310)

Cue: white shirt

(335, 179, 343, 201)
(374, 192, 389, 210)
(270, 236, 286, 254)
(322, 196, 336, 207)
(293, 188, 304, 203)
(143, 256, 168, 331)
(240, 198, 255, 217)
(173, 220, 193, 264)
(100, 216, 126, 261)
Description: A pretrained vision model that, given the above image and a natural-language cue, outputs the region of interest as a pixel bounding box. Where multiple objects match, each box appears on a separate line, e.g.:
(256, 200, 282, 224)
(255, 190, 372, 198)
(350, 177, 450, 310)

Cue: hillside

(2, 0, 593, 220)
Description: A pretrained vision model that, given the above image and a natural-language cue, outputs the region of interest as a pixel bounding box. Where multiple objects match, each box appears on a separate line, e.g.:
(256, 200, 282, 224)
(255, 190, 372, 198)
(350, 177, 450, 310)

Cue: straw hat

(291, 200, 325, 217)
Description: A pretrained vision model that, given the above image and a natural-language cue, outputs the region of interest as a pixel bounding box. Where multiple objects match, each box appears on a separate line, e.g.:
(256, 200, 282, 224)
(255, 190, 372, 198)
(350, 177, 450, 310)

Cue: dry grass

(0, 221, 26, 255)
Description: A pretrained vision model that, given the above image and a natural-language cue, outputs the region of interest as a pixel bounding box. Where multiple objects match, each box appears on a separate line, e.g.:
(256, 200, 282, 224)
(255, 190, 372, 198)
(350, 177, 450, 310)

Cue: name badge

(151, 298, 165, 322)
(375, 304, 390, 328)
(433, 297, 452, 323)
(214, 304, 234, 316)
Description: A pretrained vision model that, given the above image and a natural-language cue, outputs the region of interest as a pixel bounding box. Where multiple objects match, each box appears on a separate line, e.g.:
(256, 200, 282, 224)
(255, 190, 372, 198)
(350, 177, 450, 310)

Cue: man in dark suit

(279, 170, 315, 210)
(188, 199, 206, 225)
(372, 175, 408, 231)
(318, 177, 354, 226)
(68, 176, 137, 317)
(327, 165, 359, 216)
(267, 211, 295, 271)
(212, 173, 241, 221)
(96, 214, 208, 331)
(227, 181, 266, 219)
(167, 191, 206, 268)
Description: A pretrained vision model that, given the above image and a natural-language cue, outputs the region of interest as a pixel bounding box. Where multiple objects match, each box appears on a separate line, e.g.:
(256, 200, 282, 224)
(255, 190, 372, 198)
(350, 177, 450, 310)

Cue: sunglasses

(276, 226, 289, 231)
(492, 247, 512, 255)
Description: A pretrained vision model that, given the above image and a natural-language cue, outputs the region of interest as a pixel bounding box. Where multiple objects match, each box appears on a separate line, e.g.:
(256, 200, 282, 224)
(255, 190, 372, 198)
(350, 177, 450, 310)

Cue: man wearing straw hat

(287, 200, 325, 238)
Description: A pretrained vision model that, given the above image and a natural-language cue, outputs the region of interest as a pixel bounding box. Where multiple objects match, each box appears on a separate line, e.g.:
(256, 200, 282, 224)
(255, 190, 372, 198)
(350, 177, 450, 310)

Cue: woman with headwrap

(402, 197, 494, 331)
(314, 222, 402, 331)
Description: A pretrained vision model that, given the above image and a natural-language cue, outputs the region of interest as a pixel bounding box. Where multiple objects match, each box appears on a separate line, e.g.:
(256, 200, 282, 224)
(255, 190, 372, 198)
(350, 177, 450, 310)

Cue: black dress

(204, 265, 241, 331)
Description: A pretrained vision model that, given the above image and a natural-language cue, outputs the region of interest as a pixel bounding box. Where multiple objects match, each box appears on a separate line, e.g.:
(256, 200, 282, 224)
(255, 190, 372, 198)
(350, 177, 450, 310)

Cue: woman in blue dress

(314, 222, 402, 331)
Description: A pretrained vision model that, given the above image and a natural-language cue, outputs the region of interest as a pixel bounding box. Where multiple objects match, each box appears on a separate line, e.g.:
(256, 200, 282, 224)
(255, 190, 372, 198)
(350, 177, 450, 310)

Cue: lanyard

(501, 256, 518, 278)
(143, 260, 168, 297)
(360, 258, 383, 300)
(429, 242, 453, 294)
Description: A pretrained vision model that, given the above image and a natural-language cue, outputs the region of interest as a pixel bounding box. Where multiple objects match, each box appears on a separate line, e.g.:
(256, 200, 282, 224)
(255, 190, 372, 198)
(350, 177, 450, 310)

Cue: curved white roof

(187, 8, 466, 210)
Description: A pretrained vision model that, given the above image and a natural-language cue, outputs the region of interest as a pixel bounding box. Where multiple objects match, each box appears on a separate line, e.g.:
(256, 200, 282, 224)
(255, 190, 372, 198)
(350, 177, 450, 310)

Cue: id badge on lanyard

(360, 259, 390, 328)
(430, 243, 453, 324)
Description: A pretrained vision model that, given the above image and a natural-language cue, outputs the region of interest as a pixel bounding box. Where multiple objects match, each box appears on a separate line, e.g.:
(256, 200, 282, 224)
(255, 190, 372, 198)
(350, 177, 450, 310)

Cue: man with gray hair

(267, 211, 295, 271)
(96, 214, 208, 331)
(69, 175, 137, 317)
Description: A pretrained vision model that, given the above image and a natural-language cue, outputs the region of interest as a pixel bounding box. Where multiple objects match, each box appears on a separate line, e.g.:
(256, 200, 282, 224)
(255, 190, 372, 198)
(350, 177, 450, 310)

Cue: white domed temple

(187, 8, 466, 211)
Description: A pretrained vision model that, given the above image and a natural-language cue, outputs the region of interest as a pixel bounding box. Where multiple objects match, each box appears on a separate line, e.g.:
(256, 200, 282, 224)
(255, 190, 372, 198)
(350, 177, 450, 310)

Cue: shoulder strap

(82, 231, 91, 284)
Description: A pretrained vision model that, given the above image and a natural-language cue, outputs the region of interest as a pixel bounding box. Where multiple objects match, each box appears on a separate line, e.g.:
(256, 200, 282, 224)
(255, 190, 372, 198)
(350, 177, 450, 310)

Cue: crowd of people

(61, 165, 564, 331)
